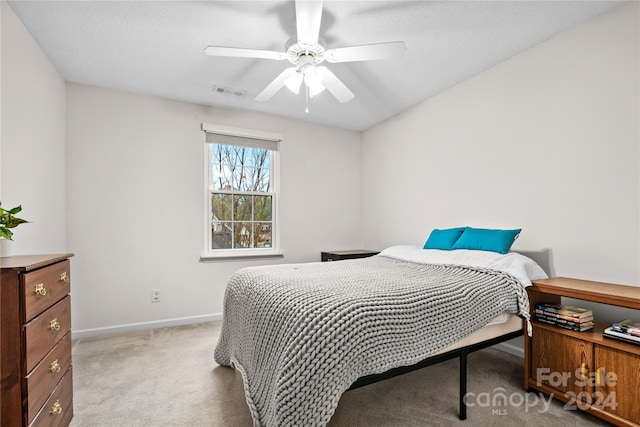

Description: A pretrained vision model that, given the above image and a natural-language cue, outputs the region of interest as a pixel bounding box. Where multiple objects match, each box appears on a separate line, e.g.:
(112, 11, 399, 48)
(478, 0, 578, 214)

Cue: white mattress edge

(432, 314, 523, 356)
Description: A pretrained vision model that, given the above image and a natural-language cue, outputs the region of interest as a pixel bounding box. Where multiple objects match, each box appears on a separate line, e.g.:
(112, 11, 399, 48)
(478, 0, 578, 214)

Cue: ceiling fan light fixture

(284, 70, 303, 94)
(303, 65, 325, 96)
(308, 83, 325, 97)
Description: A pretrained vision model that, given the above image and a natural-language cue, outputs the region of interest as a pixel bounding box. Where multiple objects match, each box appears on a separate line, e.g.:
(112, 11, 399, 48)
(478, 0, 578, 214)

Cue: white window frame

(201, 123, 283, 261)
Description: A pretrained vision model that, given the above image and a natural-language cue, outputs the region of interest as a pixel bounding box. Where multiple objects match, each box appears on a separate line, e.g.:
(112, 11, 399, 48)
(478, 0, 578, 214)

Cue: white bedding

(379, 245, 548, 286)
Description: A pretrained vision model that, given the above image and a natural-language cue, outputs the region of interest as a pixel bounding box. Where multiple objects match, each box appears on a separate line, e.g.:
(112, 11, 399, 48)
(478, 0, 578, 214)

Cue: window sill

(200, 251, 284, 262)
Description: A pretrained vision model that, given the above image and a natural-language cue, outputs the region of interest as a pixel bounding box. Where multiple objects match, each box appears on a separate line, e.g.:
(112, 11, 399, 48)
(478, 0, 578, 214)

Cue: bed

(214, 244, 548, 427)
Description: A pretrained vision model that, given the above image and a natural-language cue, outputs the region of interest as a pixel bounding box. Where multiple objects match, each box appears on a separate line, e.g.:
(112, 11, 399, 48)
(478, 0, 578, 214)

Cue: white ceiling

(8, 0, 620, 131)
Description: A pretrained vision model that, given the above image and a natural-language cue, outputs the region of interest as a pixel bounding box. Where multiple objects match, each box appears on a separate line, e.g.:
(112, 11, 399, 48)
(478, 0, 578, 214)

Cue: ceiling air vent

(212, 85, 246, 98)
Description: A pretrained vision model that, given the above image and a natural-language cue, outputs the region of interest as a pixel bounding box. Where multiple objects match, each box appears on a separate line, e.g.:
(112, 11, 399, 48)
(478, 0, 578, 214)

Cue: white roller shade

(202, 123, 281, 151)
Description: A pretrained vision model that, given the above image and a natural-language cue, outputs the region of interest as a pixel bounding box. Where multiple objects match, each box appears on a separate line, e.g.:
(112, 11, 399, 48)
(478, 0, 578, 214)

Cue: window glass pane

(233, 222, 252, 248)
(210, 144, 270, 192)
(254, 223, 272, 248)
(212, 222, 232, 249)
(211, 194, 232, 221)
(254, 195, 272, 221)
(233, 195, 252, 221)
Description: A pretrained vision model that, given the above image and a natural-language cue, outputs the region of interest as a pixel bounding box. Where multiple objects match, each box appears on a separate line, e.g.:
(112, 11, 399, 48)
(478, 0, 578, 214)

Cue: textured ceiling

(8, 0, 621, 131)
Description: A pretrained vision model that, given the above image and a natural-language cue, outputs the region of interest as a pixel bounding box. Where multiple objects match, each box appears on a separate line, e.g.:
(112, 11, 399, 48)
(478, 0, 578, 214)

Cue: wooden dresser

(1, 253, 74, 427)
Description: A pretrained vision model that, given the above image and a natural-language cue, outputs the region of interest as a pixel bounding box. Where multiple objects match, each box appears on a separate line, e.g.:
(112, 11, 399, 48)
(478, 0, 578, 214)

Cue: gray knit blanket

(214, 255, 530, 427)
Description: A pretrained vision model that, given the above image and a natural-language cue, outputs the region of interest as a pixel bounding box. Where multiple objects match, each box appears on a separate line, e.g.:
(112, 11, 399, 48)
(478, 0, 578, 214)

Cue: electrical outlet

(151, 289, 161, 303)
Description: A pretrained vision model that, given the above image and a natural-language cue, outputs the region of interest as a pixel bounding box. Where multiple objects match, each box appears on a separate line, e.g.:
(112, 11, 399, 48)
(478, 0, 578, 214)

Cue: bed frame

(347, 249, 549, 421)
(348, 329, 524, 420)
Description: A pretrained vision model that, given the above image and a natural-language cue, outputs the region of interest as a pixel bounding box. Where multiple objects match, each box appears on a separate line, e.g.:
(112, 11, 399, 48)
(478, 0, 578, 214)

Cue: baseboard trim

(493, 341, 524, 359)
(72, 313, 223, 340)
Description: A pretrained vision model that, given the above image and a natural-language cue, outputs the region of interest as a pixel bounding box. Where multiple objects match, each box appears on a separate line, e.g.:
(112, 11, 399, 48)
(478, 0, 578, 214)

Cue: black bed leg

(459, 351, 468, 420)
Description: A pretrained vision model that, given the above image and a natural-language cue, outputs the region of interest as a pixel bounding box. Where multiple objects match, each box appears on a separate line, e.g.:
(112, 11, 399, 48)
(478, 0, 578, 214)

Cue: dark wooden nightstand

(321, 250, 379, 262)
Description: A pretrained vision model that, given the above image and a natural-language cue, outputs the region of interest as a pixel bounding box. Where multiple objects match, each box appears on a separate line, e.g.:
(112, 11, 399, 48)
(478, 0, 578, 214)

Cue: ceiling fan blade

(204, 46, 287, 61)
(317, 66, 354, 103)
(295, 0, 323, 45)
(255, 68, 297, 101)
(325, 41, 406, 63)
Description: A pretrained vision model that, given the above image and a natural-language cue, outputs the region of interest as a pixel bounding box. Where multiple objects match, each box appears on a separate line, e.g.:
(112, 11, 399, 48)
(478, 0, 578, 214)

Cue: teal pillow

(451, 227, 521, 254)
(423, 227, 466, 250)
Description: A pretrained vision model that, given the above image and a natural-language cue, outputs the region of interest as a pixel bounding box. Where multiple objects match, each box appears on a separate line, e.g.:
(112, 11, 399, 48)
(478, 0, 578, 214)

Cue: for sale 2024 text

(537, 367, 618, 411)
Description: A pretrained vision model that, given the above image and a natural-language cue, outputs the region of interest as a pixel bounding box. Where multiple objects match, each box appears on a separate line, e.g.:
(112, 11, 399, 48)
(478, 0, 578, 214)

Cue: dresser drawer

(24, 333, 72, 425)
(23, 260, 71, 322)
(24, 296, 71, 374)
(29, 367, 73, 427)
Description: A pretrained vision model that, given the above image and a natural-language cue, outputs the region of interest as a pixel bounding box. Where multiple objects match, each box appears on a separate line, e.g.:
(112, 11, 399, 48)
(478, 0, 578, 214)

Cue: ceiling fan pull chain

(305, 84, 310, 113)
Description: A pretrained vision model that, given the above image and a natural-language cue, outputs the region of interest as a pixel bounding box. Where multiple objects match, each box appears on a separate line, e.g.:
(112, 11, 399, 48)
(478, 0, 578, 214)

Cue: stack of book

(534, 303, 594, 332)
(604, 319, 640, 345)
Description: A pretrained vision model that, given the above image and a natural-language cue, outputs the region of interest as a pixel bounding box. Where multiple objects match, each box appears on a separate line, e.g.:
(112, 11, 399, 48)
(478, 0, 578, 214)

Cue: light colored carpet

(70, 321, 610, 427)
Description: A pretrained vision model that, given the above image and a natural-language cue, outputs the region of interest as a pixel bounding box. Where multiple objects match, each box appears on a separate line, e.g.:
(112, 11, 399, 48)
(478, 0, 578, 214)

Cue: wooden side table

(321, 250, 379, 262)
(525, 277, 640, 426)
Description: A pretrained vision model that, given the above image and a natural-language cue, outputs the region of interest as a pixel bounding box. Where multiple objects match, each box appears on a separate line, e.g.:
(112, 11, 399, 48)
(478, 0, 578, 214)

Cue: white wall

(66, 84, 362, 333)
(362, 2, 638, 285)
(1, 1, 67, 254)
(361, 2, 639, 333)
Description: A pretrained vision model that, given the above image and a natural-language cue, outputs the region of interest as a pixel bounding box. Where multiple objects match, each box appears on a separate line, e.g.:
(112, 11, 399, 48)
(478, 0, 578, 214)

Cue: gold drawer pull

(50, 400, 62, 415)
(60, 271, 69, 283)
(596, 367, 605, 386)
(34, 283, 47, 296)
(579, 362, 587, 380)
(50, 359, 61, 373)
(49, 318, 60, 331)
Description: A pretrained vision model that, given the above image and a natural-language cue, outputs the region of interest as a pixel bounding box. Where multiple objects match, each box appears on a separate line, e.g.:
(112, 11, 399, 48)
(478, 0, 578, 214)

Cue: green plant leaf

(8, 205, 22, 215)
(0, 202, 29, 237)
(4, 217, 28, 228)
(0, 227, 14, 240)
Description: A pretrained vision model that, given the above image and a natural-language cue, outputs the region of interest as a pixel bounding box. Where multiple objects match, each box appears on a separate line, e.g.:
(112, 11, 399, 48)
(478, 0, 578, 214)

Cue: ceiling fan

(204, 0, 406, 109)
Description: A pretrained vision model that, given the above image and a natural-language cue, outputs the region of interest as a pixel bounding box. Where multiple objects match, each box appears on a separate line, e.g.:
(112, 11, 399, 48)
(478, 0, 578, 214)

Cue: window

(202, 124, 281, 258)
